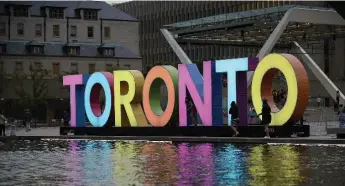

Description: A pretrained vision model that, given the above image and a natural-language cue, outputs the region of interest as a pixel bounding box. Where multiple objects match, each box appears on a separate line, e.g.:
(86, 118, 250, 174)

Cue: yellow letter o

(251, 53, 309, 126)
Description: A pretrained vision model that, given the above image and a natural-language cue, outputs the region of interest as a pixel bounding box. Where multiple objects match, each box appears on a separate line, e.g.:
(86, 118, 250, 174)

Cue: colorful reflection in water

(177, 143, 216, 185)
(111, 142, 143, 185)
(82, 141, 113, 185)
(213, 144, 249, 185)
(2, 140, 345, 185)
(248, 145, 304, 186)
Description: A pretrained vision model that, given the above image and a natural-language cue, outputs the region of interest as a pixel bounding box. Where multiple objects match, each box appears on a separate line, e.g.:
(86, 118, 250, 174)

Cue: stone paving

(2, 123, 337, 138)
(4, 126, 60, 136)
(2, 125, 345, 145)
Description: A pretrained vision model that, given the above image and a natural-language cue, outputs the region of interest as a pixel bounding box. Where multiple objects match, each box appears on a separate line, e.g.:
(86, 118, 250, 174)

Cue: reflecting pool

(0, 140, 345, 186)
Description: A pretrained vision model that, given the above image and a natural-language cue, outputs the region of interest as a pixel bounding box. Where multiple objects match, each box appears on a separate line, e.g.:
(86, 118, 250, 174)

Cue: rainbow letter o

(142, 66, 178, 126)
(251, 53, 309, 126)
(84, 72, 114, 127)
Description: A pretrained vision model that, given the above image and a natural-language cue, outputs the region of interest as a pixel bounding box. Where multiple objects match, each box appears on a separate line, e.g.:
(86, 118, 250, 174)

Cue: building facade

(0, 1, 142, 122)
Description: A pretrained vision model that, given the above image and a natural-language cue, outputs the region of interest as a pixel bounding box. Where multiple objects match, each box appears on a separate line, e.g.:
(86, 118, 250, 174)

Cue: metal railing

(304, 107, 339, 136)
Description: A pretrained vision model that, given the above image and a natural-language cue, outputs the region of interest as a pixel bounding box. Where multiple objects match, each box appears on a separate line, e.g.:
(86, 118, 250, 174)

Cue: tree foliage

(11, 63, 50, 117)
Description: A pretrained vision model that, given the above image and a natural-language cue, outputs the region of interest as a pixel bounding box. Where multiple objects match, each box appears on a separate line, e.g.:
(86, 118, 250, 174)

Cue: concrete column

(160, 29, 192, 64)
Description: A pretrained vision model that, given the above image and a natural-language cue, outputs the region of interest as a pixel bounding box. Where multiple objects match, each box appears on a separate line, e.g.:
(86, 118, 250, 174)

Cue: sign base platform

(60, 125, 310, 138)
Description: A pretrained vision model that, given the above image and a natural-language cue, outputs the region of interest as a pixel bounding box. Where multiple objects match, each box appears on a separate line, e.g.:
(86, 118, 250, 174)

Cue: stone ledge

(1, 136, 345, 144)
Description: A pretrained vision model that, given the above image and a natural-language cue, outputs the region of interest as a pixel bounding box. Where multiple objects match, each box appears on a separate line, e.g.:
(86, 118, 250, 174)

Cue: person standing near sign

(63, 111, 69, 127)
(317, 95, 321, 107)
(0, 111, 7, 136)
(24, 109, 32, 132)
(185, 97, 196, 126)
(339, 107, 345, 128)
(258, 99, 272, 138)
(228, 101, 240, 137)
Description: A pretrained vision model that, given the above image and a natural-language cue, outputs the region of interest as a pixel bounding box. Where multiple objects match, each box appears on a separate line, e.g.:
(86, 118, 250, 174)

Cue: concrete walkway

(0, 126, 344, 145)
(14, 127, 60, 136)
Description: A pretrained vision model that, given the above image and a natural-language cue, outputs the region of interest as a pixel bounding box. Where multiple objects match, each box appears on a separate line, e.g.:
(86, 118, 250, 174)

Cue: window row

(0, 22, 112, 39)
(0, 42, 115, 57)
(10, 6, 98, 20)
(11, 62, 129, 74)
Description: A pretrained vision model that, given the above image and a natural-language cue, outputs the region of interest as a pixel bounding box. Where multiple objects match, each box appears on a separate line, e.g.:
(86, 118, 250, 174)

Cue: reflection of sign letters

(63, 53, 309, 127)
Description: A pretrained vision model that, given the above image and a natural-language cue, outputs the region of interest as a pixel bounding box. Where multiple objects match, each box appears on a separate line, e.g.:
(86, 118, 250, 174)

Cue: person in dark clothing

(186, 96, 196, 126)
(229, 101, 240, 136)
(258, 99, 272, 138)
(24, 109, 32, 132)
(0, 111, 7, 136)
(63, 111, 70, 127)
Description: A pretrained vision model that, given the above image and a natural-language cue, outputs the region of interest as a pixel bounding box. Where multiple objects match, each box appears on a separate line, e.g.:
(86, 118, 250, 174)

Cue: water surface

(0, 140, 344, 186)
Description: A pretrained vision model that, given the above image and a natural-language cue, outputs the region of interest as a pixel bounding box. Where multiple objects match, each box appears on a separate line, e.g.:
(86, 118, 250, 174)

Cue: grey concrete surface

(0, 125, 344, 144)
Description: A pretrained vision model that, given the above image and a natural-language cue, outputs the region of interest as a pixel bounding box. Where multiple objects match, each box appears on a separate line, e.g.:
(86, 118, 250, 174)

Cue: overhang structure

(161, 5, 345, 105)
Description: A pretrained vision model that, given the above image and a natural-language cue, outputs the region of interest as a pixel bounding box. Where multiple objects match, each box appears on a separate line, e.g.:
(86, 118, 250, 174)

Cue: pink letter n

(178, 61, 213, 126)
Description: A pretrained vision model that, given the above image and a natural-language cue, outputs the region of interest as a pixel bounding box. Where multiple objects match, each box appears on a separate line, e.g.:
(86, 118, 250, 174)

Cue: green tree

(11, 63, 50, 124)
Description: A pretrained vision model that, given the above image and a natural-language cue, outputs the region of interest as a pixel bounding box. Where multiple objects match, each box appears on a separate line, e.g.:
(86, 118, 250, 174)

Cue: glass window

(252, 2, 256, 10)
(104, 27, 110, 39)
(88, 64, 95, 73)
(70, 63, 78, 73)
(34, 62, 42, 69)
(247, 2, 251, 10)
(262, 1, 266, 8)
(53, 25, 60, 37)
(70, 26, 77, 37)
(13, 7, 28, 17)
(35, 24, 42, 37)
(124, 64, 131, 69)
(32, 46, 43, 54)
(53, 63, 60, 75)
(49, 8, 64, 19)
(17, 23, 24, 36)
(15, 62, 23, 72)
(106, 64, 113, 71)
(256, 1, 261, 9)
(84, 10, 98, 20)
(68, 47, 79, 55)
(0, 22, 5, 36)
(103, 49, 114, 56)
(87, 26, 94, 38)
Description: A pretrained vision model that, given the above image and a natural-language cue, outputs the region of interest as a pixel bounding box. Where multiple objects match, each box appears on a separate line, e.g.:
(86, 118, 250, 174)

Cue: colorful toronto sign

(63, 53, 309, 127)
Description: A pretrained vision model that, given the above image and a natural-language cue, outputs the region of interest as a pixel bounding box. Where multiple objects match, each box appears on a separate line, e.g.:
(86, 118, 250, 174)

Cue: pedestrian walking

(0, 111, 7, 136)
(24, 109, 32, 132)
(63, 111, 70, 127)
(258, 99, 272, 138)
(317, 95, 321, 107)
(229, 101, 240, 137)
(339, 108, 345, 128)
(335, 91, 340, 112)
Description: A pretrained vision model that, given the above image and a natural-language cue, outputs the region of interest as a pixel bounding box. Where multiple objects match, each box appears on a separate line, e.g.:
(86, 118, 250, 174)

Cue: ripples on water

(0, 140, 345, 186)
